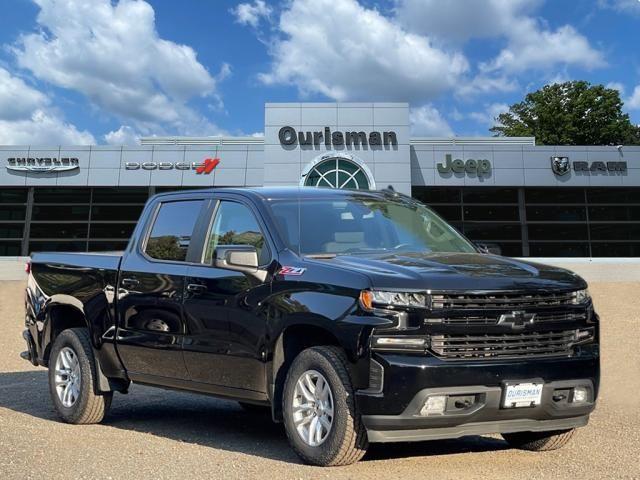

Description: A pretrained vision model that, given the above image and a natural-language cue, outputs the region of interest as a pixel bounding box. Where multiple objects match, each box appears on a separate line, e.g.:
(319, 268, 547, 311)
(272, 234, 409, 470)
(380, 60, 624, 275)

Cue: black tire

(282, 346, 368, 466)
(238, 401, 270, 413)
(48, 328, 112, 424)
(502, 428, 575, 451)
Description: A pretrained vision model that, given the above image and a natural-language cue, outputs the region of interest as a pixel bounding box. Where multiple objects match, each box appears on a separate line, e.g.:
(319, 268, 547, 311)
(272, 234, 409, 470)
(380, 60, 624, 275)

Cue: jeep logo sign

(437, 154, 491, 176)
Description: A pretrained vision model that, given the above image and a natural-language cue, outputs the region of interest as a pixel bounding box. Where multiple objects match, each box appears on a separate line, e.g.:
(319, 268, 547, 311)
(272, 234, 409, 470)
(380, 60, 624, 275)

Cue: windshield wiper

(305, 253, 337, 259)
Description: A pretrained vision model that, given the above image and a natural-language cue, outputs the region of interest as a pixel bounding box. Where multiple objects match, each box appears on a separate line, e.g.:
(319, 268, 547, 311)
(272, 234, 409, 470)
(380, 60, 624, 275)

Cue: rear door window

(145, 200, 204, 261)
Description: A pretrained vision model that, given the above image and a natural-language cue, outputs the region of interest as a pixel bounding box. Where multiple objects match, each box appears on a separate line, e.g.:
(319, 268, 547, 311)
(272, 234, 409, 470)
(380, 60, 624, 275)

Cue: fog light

(420, 395, 447, 416)
(573, 387, 588, 403)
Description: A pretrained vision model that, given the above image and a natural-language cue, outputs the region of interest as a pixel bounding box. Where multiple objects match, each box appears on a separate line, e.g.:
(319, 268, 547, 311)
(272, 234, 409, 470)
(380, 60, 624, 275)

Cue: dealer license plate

(503, 383, 543, 408)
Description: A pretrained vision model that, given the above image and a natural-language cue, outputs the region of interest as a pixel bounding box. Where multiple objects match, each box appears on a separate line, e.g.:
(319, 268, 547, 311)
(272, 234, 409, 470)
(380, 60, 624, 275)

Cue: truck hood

(312, 252, 585, 291)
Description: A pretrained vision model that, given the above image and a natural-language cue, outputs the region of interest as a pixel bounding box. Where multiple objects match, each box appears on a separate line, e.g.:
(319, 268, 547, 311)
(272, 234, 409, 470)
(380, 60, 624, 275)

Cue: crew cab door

(116, 197, 208, 381)
(182, 197, 273, 394)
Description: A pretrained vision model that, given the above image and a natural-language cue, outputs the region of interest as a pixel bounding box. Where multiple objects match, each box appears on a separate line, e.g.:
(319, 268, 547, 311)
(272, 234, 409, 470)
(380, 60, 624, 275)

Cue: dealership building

(1, 102, 639, 258)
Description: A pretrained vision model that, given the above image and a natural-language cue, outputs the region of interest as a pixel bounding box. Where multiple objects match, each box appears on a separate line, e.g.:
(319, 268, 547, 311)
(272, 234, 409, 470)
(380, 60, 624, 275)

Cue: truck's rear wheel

(48, 328, 112, 424)
(502, 428, 575, 451)
(282, 346, 368, 466)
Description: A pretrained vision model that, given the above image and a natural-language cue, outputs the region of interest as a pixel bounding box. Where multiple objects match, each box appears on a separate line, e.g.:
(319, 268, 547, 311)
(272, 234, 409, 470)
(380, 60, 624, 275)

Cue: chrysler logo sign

(6, 157, 79, 173)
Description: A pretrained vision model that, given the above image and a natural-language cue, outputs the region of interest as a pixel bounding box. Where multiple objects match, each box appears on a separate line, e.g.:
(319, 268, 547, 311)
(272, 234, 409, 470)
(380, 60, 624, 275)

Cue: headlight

(359, 290, 429, 311)
(572, 289, 590, 304)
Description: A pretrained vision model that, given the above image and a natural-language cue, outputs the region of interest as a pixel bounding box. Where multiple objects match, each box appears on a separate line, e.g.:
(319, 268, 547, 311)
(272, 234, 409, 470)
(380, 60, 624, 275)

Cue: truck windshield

(269, 195, 476, 256)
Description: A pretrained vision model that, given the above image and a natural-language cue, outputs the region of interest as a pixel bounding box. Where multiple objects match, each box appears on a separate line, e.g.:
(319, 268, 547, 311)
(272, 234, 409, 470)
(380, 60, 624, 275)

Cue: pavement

(0, 279, 639, 479)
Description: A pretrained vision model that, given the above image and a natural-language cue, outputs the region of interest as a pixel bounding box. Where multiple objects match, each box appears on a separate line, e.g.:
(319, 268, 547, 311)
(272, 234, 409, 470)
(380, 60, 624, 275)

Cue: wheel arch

(269, 320, 370, 422)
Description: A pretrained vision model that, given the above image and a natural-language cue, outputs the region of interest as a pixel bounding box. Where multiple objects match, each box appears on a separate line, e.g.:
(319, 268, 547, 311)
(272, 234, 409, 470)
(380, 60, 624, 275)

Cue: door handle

(186, 283, 207, 294)
(121, 278, 139, 288)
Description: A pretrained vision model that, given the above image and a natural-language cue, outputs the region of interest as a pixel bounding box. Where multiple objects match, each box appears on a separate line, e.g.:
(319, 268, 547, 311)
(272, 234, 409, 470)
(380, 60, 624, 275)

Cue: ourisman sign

(279, 126, 398, 147)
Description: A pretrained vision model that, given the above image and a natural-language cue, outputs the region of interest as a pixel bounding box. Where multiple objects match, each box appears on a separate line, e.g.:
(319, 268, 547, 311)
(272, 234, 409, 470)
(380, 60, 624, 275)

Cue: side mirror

(476, 243, 502, 256)
(213, 245, 267, 281)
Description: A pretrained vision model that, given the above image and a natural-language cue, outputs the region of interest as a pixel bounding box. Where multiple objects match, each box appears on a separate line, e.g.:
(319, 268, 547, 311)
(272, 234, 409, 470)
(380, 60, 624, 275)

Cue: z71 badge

(279, 266, 306, 276)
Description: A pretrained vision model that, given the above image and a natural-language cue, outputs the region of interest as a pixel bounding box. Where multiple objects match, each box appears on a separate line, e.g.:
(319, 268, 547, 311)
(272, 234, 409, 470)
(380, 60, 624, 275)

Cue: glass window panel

(90, 223, 136, 239)
(0, 241, 22, 255)
(526, 205, 587, 221)
(525, 188, 584, 204)
(463, 223, 522, 240)
(412, 187, 461, 203)
(145, 200, 203, 262)
(0, 206, 26, 221)
(463, 188, 518, 203)
(32, 205, 89, 221)
(91, 205, 143, 221)
(588, 206, 640, 222)
(529, 242, 590, 257)
(88, 241, 129, 252)
(428, 205, 462, 221)
(464, 205, 519, 221)
(30, 223, 88, 239)
(0, 223, 24, 238)
(29, 241, 87, 253)
(494, 243, 523, 257)
(33, 188, 90, 203)
(528, 223, 588, 240)
(204, 201, 269, 265)
(590, 243, 640, 257)
(154, 187, 200, 194)
(586, 188, 640, 204)
(0, 188, 27, 203)
(590, 223, 640, 240)
(92, 187, 149, 203)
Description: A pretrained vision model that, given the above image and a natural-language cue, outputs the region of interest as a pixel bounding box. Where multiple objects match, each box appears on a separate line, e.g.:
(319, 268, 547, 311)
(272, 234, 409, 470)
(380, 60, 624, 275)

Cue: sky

(0, 0, 639, 145)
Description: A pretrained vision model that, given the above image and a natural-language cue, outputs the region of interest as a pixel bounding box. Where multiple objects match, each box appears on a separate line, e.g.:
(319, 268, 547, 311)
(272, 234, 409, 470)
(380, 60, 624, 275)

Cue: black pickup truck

(22, 187, 599, 466)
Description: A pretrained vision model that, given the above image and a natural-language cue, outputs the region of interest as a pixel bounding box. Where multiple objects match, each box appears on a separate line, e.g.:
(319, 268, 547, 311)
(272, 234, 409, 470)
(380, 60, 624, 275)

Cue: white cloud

(627, 85, 640, 110)
(231, 0, 272, 27)
(395, 0, 538, 44)
(104, 125, 140, 145)
(607, 82, 626, 96)
(483, 22, 605, 73)
(0, 66, 95, 144)
(258, 0, 468, 102)
(0, 68, 49, 120)
(468, 103, 509, 126)
(396, 0, 604, 89)
(598, 0, 640, 15)
(457, 74, 519, 97)
(410, 105, 454, 136)
(13, 0, 225, 135)
(0, 110, 95, 145)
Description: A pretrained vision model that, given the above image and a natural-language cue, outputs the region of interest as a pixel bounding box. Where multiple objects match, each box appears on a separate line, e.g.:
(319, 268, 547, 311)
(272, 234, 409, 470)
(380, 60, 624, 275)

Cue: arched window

(303, 157, 371, 190)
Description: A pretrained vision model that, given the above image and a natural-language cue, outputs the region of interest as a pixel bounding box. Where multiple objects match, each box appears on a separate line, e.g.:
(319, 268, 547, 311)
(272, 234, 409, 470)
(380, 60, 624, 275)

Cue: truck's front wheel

(502, 428, 575, 451)
(282, 346, 368, 466)
(48, 328, 112, 424)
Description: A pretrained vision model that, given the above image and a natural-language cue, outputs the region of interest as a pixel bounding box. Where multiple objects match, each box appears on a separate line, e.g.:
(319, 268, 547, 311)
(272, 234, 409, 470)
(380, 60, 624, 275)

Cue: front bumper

(356, 349, 599, 443)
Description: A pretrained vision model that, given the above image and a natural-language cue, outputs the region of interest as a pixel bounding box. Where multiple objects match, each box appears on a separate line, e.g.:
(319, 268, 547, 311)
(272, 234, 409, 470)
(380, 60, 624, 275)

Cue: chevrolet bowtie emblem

(497, 310, 536, 329)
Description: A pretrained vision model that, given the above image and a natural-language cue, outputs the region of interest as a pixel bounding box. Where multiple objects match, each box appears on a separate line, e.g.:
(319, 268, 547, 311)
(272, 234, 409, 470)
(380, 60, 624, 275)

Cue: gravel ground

(1, 280, 639, 480)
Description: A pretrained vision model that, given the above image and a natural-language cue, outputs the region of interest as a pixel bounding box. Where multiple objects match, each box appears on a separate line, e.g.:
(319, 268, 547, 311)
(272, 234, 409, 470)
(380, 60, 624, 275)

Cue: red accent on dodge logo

(196, 157, 220, 174)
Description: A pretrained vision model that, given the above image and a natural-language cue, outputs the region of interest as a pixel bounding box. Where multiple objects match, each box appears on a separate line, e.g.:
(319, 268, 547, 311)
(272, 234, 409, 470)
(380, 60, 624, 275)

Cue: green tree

(490, 81, 640, 145)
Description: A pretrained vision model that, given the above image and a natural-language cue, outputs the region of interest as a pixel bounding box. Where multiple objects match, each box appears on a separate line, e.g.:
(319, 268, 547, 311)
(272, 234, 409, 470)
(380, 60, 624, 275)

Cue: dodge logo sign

(551, 156, 570, 176)
(497, 311, 536, 330)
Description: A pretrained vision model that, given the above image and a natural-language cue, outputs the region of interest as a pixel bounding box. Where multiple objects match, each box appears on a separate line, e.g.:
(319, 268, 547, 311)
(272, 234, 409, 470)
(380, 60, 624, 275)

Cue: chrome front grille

(431, 291, 577, 309)
(430, 329, 593, 360)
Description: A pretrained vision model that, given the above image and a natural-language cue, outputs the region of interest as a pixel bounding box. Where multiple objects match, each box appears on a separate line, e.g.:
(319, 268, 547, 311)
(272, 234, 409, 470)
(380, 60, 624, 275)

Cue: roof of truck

(153, 186, 408, 202)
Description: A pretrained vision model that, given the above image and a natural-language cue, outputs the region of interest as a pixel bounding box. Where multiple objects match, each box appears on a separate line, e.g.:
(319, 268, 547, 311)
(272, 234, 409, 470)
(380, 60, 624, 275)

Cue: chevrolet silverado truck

(22, 187, 599, 466)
